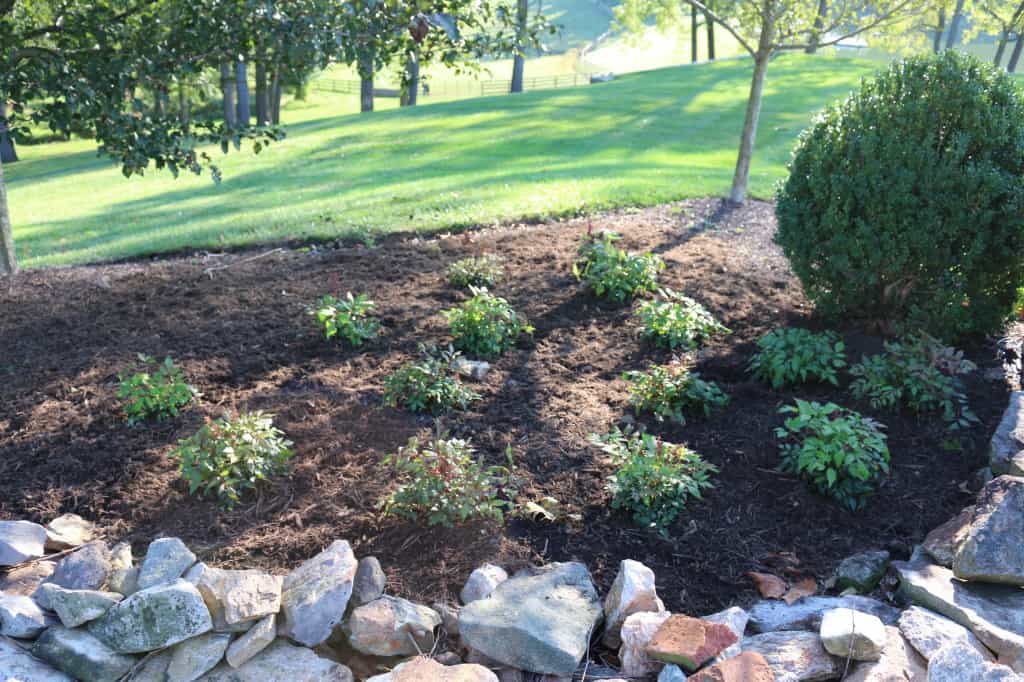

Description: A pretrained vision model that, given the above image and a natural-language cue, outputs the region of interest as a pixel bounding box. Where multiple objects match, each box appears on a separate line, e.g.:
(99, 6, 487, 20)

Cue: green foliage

(623, 362, 729, 424)
(636, 288, 729, 350)
(748, 328, 846, 389)
(311, 292, 381, 347)
(850, 333, 978, 430)
(172, 411, 294, 509)
(589, 428, 716, 534)
(573, 231, 664, 302)
(775, 400, 890, 510)
(776, 52, 1024, 339)
(381, 435, 512, 526)
(383, 346, 481, 414)
(443, 287, 533, 358)
(448, 254, 504, 289)
(118, 355, 196, 425)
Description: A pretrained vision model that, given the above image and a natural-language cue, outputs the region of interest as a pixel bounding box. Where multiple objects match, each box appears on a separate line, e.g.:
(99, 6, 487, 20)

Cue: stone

(32, 626, 137, 682)
(922, 509, 973, 567)
(927, 640, 1022, 682)
(747, 594, 900, 633)
(458, 562, 603, 675)
(278, 540, 357, 647)
(0, 521, 48, 566)
(894, 557, 1024, 668)
(619, 609, 672, 677)
(109, 542, 133, 570)
(846, 626, 927, 682)
(461, 563, 509, 605)
(343, 595, 441, 657)
(835, 550, 891, 592)
(47, 541, 112, 592)
(127, 649, 173, 682)
(602, 559, 665, 648)
(741, 630, 840, 682)
(0, 594, 56, 638)
(366, 656, 500, 681)
(44, 514, 95, 551)
(702, 606, 749, 663)
(137, 537, 197, 590)
(433, 600, 460, 634)
(899, 605, 995, 662)
(689, 651, 775, 682)
(657, 664, 687, 682)
(954, 476, 1024, 586)
(226, 614, 276, 667)
(167, 631, 233, 681)
(1, 560, 55, 597)
(645, 615, 739, 671)
(820, 608, 887, 661)
(46, 586, 122, 628)
(351, 556, 386, 607)
(0, 635, 75, 681)
(990, 391, 1024, 476)
(88, 578, 213, 653)
(106, 566, 140, 596)
(451, 357, 492, 381)
(192, 565, 283, 626)
(197, 639, 353, 681)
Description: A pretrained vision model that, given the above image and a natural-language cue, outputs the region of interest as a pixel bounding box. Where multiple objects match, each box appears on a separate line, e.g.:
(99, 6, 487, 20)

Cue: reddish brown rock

(689, 652, 774, 682)
(645, 614, 739, 672)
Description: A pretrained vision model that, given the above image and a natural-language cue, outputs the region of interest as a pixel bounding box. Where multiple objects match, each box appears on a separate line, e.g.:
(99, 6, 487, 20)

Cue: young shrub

(172, 411, 293, 509)
(443, 287, 533, 358)
(636, 288, 729, 350)
(118, 354, 197, 425)
(589, 428, 716, 535)
(775, 400, 890, 510)
(850, 333, 978, 430)
(383, 347, 481, 414)
(311, 292, 381, 347)
(748, 328, 847, 389)
(381, 435, 512, 527)
(776, 52, 1024, 339)
(573, 230, 664, 302)
(448, 254, 504, 289)
(623, 362, 729, 424)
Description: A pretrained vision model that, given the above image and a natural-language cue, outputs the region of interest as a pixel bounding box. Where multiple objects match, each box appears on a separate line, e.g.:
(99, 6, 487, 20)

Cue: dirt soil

(0, 199, 1013, 648)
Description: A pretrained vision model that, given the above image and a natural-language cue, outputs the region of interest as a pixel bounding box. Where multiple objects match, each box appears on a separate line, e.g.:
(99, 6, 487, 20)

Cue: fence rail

(311, 72, 594, 99)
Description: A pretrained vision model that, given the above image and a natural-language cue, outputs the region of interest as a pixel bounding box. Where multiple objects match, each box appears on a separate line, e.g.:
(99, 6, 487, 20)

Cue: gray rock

(196, 639, 353, 681)
(820, 608, 887, 661)
(990, 392, 1024, 476)
(278, 540, 357, 647)
(601, 559, 664, 649)
(47, 541, 112, 592)
(846, 626, 927, 682)
(703, 606, 749, 663)
(458, 562, 603, 676)
(0, 520, 48, 566)
(137, 537, 196, 590)
(88, 579, 213, 653)
(432, 601, 460, 634)
(927, 639, 1022, 681)
(451, 357, 492, 381)
(342, 595, 441, 657)
(923, 509, 973, 567)
(899, 605, 995, 662)
(167, 631, 232, 681)
(351, 556, 386, 607)
(0, 635, 75, 682)
(44, 514, 95, 551)
(32, 626, 137, 682)
(46, 586, 122, 628)
(835, 550, 891, 592)
(461, 563, 509, 605)
(741, 630, 840, 682)
(192, 564, 282, 627)
(1, 560, 55, 597)
(107, 566, 140, 596)
(125, 649, 173, 682)
(747, 595, 900, 633)
(954, 476, 1024, 586)
(225, 614, 276, 667)
(110, 542, 133, 570)
(657, 664, 687, 682)
(0, 594, 56, 639)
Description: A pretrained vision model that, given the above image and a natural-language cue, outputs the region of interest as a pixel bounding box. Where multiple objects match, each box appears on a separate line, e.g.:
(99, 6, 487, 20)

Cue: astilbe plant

(636, 288, 730, 350)
(311, 292, 381, 347)
(383, 346, 481, 414)
(443, 287, 533, 358)
(118, 354, 197, 425)
(623, 362, 729, 424)
(748, 328, 847, 388)
(573, 230, 664, 302)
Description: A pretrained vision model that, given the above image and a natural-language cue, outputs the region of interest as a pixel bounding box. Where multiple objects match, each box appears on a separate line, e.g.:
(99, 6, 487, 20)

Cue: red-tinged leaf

(748, 571, 787, 599)
(782, 577, 817, 604)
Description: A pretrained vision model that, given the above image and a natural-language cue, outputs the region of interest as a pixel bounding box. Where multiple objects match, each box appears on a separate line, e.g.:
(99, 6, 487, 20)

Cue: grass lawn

(6, 53, 882, 268)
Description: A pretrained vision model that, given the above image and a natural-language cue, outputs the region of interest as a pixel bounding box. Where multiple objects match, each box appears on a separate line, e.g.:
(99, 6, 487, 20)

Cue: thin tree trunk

(691, 5, 699, 62)
(255, 62, 269, 125)
(806, 0, 827, 53)
(401, 52, 420, 106)
(704, 10, 715, 60)
(511, 0, 528, 93)
(177, 82, 190, 133)
(730, 52, 770, 204)
(1009, 36, 1024, 72)
(995, 30, 1010, 67)
(359, 52, 374, 112)
(220, 63, 237, 127)
(153, 88, 166, 118)
(270, 67, 281, 124)
(0, 100, 17, 164)
(0, 158, 16, 277)
(236, 61, 251, 125)
(945, 0, 965, 49)
(933, 9, 946, 54)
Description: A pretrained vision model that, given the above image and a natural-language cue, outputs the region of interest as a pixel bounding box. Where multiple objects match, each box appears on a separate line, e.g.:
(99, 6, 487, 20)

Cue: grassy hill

(6, 54, 882, 268)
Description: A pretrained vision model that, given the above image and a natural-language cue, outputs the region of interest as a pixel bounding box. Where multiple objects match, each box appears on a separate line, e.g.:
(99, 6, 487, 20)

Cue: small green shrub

(118, 355, 196, 425)
(448, 254, 504, 288)
(623, 362, 729, 424)
(775, 400, 890, 510)
(748, 328, 847, 389)
(636, 289, 729, 350)
(172, 411, 293, 509)
(383, 347, 481, 414)
(311, 292, 381, 347)
(589, 428, 716, 534)
(382, 435, 512, 526)
(573, 231, 664, 302)
(850, 333, 978, 430)
(443, 287, 533, 358)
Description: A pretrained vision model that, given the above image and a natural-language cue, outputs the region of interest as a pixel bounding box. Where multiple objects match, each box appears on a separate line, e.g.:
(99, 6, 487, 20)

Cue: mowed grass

(7, 54, 882, 268)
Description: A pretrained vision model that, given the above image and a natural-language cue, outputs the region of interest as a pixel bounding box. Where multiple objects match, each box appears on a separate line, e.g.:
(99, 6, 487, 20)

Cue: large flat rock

(953, 476, 1024, 586)
(927, 639, 1021, 682)
(0, 594, 56, 638)
(845, 626, 927, 682)
(88, 578, 213, 653)
(899, 605, 995, 662)
(747, 595, 900, 633)
(197, 639, 353, 681)
(0, 521, 48, 566)
(1, 635, 75, 682)
(278, 540, 357, 647)
(741, 630, 840, 681)
(32, 625, 137, 682)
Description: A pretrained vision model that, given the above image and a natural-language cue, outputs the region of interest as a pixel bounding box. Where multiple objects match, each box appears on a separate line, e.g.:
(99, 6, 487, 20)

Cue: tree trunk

(0, 100, 17, 164)
(704, 10, 715, 60)
(255, 62, 269, 125)
(1009, 36, 1024, 72)
(995, 30, 1010, 67)
(153, 88, 166, 118)
(730, 52, 770, 204)
(806, 0, 827, 54)
(945, 0, 965, 49)
(932, 9, 946, 54)
(236, 61, 251, 125)
(511, 0, 529, 93)
(401, 52, 420, 106)
(691, 5, 699, 62)
(0, 158, 16, 277)
(177, 82, 190, 133)
(220, 63, 237, 127)
(270, 68, 281, 125)
(359, 52, 374, 112)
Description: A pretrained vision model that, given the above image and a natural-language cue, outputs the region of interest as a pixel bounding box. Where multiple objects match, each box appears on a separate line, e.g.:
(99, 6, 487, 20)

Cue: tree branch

(678, 0, 756, 55)
(772, 0, 923, 52)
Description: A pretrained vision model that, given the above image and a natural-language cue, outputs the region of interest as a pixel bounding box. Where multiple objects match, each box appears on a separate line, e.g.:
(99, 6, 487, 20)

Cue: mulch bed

(0, 198, 1013, 624)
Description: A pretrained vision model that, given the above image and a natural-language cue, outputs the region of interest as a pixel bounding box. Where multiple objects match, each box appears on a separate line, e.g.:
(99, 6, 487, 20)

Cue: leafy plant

(118, 355, 197, 425)
(775, 400, 890, 510)
(172, 411, 293, 509)
(850, 333, 978, 430)
(748, 328, 847, 388)
(573, 231, 664, 302)
(311, 292, 381, 347)
(382, 435, 512, 526)
(448, 254, 504, 288)
(636, 288, 730, 350)
(623, 362, 729, 424)
(383, 346, 481, 414)
(589, 428, 716, 535)
(443, 287, 533, 358)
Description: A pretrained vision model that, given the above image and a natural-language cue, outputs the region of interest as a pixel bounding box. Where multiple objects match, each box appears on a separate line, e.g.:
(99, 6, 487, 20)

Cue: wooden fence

(311, 72, 594, 99)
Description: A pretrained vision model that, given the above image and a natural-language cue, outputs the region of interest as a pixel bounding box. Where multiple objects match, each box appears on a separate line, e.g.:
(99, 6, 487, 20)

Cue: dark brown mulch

(0, 198, 1011, 625)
